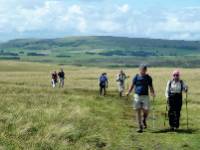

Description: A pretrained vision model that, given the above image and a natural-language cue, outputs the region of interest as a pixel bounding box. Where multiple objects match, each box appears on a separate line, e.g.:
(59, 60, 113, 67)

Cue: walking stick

(164, 101, 168, 127)
(152, 97, 155, 129)
(185, 92, 189, 130)
(126, 83, 130, 100)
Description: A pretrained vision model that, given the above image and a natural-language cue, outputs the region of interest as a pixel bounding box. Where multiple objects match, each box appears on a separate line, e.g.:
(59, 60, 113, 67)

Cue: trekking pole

(185, 92, 189, 130)
(152, 97, 155, 129)
(164, 101, 168, 127)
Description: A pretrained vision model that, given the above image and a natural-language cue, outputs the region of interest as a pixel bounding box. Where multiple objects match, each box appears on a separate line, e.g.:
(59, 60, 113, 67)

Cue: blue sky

(0, 0, 200, 41)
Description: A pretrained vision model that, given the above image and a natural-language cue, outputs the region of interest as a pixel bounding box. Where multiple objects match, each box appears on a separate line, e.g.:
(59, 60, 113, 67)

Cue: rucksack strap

(180, 80, 183, 91)
(135, 74, 139, 80)
(168, 80, 184, 95)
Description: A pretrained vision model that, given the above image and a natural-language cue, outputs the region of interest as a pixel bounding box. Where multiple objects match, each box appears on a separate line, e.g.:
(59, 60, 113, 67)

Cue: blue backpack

(100, 76, 107, 85)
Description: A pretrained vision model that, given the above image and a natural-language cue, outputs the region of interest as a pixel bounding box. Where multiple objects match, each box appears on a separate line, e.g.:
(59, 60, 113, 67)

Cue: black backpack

(134, 74, 150, 85)
(168, 80, 184, 95)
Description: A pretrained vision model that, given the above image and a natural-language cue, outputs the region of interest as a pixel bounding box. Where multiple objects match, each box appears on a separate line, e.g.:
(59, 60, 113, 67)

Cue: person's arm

(116, 74, 119, 82)
(150, 86, 155, 97)
(127, 75, 136, 95)
(149, 76, 155, 97)
(165, 81, 170, 99)
(125, 74, 129, 79)
(106, 77, 108, 88)
(98, 76, 101, 84)
(127, 83, 134, 96)
(182, 81, 188, 93)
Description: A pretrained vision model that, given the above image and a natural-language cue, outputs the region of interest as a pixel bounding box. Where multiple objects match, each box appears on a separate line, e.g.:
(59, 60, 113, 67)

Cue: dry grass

(0, 61, 199, 150)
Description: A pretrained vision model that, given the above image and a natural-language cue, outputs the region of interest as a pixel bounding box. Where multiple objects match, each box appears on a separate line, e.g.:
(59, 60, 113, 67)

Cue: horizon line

(2, 35, 199, 43)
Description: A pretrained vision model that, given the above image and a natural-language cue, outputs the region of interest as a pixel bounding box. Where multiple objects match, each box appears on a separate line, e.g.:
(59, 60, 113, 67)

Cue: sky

(0, 0, 200, 41)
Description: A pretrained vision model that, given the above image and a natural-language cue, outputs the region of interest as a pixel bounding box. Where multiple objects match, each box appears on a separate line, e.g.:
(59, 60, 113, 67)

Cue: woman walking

(165, 70, 188, 131)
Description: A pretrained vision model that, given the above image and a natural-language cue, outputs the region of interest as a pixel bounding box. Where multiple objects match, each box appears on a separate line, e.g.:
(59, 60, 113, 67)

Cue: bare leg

(61, 80, 64, 88)
(143, 109, 149, 128)
(59, 80, 61, 88)
(104, 87, 106, 96)
(52, 80, 56, 88)
(136, 108, 143, 132)
(119, 91, 122, 97)
(99, 87, 102, 95)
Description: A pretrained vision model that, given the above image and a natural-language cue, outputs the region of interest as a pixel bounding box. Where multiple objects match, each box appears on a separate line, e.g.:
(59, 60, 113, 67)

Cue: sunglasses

(173, 74, 179, 77)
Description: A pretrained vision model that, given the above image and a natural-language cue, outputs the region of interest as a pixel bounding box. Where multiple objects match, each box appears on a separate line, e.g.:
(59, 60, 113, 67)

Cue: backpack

(117, 74, 125, 83)
(168, 80, 184, 95)
(134, 74, 150, 84)
(58, 71, 65, 78)
(100, 76, 107, 85)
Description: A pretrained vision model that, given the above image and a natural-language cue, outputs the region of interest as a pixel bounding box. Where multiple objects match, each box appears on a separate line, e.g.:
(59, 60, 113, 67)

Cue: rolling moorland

(0, 36, 200, 67)
(0, 61, 199, 149)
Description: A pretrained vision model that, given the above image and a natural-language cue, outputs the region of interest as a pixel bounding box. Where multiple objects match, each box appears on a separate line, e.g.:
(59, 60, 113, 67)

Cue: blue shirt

(99, 75, 108, 86)
(133, 74, 153, 95)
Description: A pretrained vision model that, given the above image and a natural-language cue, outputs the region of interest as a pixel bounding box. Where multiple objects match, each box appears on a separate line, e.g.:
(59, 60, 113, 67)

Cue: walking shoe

(136, 125, 143, 133)
(170, 127, 175, 131)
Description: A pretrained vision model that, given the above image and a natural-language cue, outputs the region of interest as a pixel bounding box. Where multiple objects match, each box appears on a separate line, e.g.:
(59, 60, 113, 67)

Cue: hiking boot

(174, 127, 179, 131)
(136, 125, 143, 133)
(170, 127, 175, 131)
(136, 128, 143, 133)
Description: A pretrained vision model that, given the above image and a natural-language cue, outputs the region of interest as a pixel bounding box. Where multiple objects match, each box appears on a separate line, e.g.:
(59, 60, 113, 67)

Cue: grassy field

(0, 61, 199, 150)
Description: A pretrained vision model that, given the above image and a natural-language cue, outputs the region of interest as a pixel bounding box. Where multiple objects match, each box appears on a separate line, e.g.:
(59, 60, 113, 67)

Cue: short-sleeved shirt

(58, 71, 65, 78)
(133, 74, 153, 96)
(116, 73, 127, 85)
(99, 75, 108, 86)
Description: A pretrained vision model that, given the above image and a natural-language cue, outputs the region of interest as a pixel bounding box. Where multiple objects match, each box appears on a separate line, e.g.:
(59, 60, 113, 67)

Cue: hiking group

(51, 65, 188, 133)
(51, 68, 65, 88)
(99, 64, 188, 133)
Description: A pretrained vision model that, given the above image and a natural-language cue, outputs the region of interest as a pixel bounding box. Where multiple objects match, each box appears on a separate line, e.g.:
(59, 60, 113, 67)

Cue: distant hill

(0, 36, 200, 67)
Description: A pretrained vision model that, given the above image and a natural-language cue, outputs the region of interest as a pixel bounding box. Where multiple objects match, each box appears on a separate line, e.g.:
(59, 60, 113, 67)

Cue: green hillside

(0, 36, 200, 67)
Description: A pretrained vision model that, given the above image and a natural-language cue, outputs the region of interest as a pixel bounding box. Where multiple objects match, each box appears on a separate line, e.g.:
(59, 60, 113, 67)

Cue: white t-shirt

(116, 73, 127, 84)
(165, 80, 187, 98)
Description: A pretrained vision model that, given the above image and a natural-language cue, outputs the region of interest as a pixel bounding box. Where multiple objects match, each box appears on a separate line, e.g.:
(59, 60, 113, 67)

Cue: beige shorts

(134, 94, 150, 110)
(59, 78, 64, 83)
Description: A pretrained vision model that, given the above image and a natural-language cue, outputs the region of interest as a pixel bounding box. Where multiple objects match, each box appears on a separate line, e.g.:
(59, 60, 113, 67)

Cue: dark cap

(139, 64, 148, 70)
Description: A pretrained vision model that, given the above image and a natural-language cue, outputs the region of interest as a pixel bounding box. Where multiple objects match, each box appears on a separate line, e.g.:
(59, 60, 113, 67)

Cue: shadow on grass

(151, 128, 198, 134)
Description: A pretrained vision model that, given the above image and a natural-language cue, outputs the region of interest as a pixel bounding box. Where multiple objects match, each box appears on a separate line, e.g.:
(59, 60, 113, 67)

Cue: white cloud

(118, 4, 129, 13)
(97, 20, 122, 32)
(68, 4, 83, 15)
(0, 1, 200, 40)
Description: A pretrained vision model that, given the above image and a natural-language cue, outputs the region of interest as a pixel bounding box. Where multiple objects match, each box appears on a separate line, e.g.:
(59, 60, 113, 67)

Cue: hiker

(127, 64, 155, 133)
(165, 70, 188, 131)
(116, 70, 129, 97)
(99, 73, 108, 96)
(51, 71, 58, 88)
(58, 68, 65, 88)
